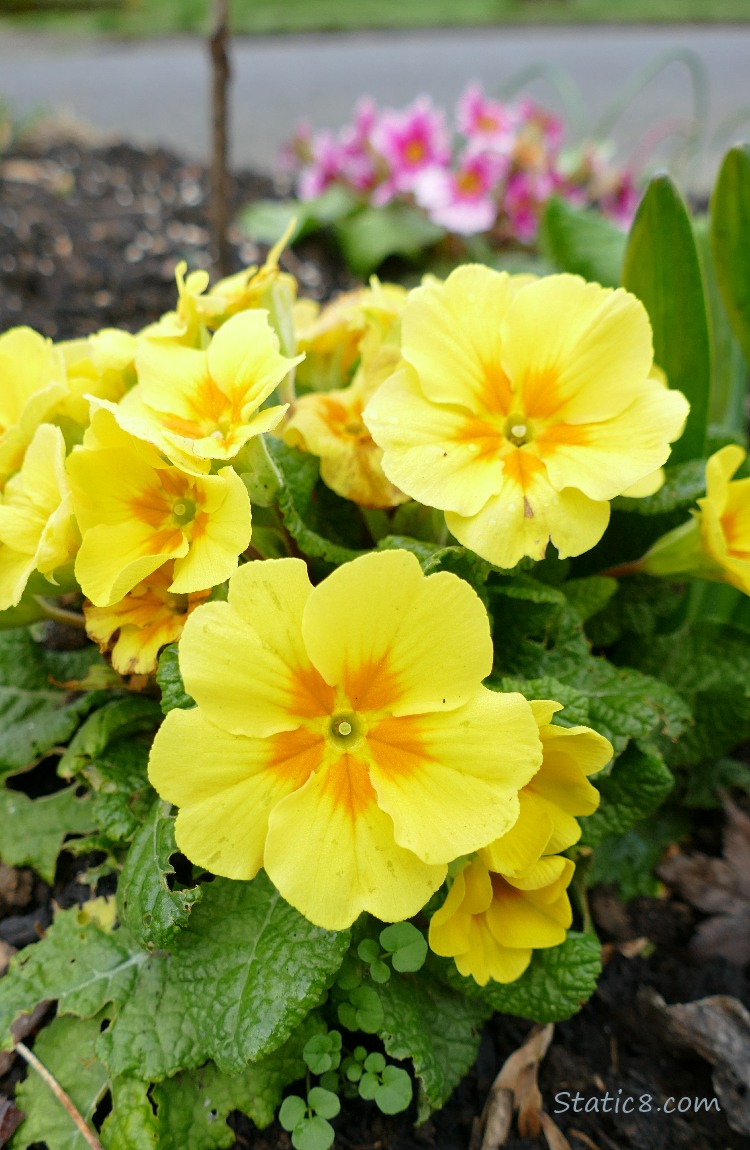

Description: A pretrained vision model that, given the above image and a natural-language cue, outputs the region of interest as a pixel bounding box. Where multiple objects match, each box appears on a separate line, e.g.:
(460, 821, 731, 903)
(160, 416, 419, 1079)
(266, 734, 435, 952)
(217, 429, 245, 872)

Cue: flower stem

(14, 1041, 103, 1150)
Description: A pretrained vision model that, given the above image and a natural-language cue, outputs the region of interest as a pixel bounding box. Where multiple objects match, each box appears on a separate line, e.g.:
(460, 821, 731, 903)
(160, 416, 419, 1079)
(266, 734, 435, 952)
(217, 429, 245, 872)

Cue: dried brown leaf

(0, 1096, 24, 1146)
(640, 989, 750, 1135)
(658, 795, 750, 964)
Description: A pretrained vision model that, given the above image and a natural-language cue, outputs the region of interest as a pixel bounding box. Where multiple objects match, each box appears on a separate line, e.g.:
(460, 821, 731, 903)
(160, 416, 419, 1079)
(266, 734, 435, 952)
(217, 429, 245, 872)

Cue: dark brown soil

(1, 134, 749, 1150)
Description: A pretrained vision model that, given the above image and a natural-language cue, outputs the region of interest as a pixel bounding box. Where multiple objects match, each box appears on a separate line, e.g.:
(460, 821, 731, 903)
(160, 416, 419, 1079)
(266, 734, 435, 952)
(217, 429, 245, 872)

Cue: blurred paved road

(1, 25, 749, 189)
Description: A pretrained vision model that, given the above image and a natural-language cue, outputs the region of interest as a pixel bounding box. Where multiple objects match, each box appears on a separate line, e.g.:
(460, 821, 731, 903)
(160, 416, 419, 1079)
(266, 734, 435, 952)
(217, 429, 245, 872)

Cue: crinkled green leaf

(444, 932, 601, 1024)
(585, 574, 685, 648)
(334, 204, 444, 277)
(622, 173, 710, 464)
(58, 695, 162, 778)
(11, 1015, 108, 1150)
(551, 658, 691, 752)
(711, 143, 750, 367)
(620, 621, 750, 770)
(100, 874, 349, 1079)
(612, 458, 706, 516)
(580, 741, 674, 846)
(117, 799, 202, 950)
(491, 676, 590, 726)
(0, 630, 103, 777)
(0, 784, 95, 882)
(0, 903, 148, 1049)
(156, 645, 195, 714)
(377, 536, 491, 586)
(588, 808, 691, 900)
(561, 576, 618, 623)
(539, 196, 626, 288)
(100, 1078, 159, 1150)
(83, 736, 155, 846)
(152, 1018, 323, 1149)
(372, 960, 491, 1120)
(266, 438, 368, 566)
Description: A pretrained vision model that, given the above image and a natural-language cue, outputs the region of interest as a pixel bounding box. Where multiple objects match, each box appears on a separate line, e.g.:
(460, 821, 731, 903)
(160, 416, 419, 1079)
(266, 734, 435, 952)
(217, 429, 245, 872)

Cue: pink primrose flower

(371, 96, 451, 196)
(414, 147, 507, 235)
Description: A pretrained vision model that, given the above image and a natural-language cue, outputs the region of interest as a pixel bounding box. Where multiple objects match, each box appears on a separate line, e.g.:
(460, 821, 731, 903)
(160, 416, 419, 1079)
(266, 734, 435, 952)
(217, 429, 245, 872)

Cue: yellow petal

(500, 275, 654, 424)
(446, 451, 610, 567)
(179, 560, 334, 738)
(402, 265, 514, 411)
(364, 365, 506, 516)
(149, 708, 308, 880)
(302, 549, 494, 717)
(265, 754, 445, 930)
(365, 688, 542, 864)
(169, 469, 252, 593)
(479, 790, 555, 875)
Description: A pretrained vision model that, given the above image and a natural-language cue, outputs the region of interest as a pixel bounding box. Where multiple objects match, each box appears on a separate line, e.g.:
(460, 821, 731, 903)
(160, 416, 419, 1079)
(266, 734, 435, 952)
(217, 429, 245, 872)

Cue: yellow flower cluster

(0, 249, 298, 673)
(2, 238, 717, 984)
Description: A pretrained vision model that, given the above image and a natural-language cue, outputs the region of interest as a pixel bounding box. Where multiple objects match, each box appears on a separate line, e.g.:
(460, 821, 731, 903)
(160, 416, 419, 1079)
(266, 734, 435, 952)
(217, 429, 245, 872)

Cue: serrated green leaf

(117, 799, 202, 950)
(266, 438, 368, 566)
(100, 874, 349, 1079)
(711, 144, 750, 367)
(539, 197, 625, 288)
(373, 960, 491, 1119)
(0, 630, 102, 777)
(334, 204, 444, 277)
(235, 433, 283, 507)
(0, 784, 94, 881)
(11, 1015, 108, 1150)
(444, 932, 601, 1024)
(580, 741, 674, 846)
(152, 1018, 322, 1149)
(621, 174, 710, 464)
(58, 695, 162, 777)
(82, 735, 155, 846)
(585, 575, 685, 648)
(100, 1078, 159, 1150)
(156, 645, 195, 714)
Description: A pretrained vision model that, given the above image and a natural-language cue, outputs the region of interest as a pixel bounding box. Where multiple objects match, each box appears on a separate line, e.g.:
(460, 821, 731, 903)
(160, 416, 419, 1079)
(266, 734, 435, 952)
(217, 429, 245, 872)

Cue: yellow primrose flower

(67, 409, 252, 607)
(295, 279, 407, 391)
(59, 328, 137, 427)
(147, 230, 297, 346)
(642, 444, 750, 595)
(84, 563, 211, 676)
(364, 266, 689, 568)
(97, 310, 297, 474)
(0, 423, 78, 611)
(148, 549, 543, 931)
(480, 699, 611, 876)
(0, 327, 69, 486)
(428, 854, 574, 986)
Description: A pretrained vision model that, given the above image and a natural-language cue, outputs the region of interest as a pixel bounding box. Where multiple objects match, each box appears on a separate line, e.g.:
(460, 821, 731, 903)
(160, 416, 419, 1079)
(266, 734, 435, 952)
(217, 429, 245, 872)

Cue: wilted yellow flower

(0, 327, 68, 486)
(147, 229, 297, 346)
(481, 699, 610, 876)
(428, 854, 574, 985)
(642, 444, 750, 595)
(295, 279, 407, 391)
(84, 562, 211, 676)
(95, 311, 297, 474)
(148, 549, 543, 930)
(67, 409, 252, 607)
(58, 328, 137, 427)
(364, 266, 689, 568)
(0, 423, 78, 610)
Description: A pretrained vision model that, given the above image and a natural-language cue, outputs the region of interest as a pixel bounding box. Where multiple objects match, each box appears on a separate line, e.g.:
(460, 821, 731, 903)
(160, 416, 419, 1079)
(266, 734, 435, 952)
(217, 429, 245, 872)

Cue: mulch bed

(1, 132, 748, 1150)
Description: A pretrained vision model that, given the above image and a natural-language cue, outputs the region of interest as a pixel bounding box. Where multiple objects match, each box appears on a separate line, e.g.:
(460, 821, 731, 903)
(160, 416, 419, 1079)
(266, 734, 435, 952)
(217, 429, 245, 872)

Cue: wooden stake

(210, 0, 232, 278)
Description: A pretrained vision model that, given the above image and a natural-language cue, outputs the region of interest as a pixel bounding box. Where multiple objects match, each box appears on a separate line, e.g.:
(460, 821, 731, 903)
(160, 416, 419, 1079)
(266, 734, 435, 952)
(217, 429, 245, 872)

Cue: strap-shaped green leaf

(622, 174, 710, 464)
(711, 144, 750, 367)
